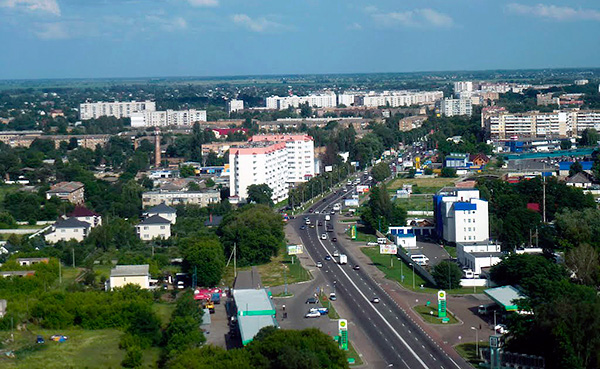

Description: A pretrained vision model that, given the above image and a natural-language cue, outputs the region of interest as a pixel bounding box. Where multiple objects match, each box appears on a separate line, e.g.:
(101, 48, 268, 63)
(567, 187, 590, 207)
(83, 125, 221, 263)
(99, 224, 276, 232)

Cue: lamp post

(409, 263, 415, 290)
(471, 326, 479, 358)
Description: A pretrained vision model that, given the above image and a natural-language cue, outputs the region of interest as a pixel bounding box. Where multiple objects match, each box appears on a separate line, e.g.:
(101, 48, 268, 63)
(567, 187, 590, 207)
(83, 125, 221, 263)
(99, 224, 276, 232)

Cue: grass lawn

(444, 245, 457, 258)
(221, 245, 311, 288)
(388, 177, 456, 194)
(59, 267, 83, 286)
(394, 195, 434, 212)
(346, 341, 364, 366)
(153, 302, 176, 327)
(455, 342, 489, 366)
(93, 264, 113, 280)
(361, 247, 487, 295)
(345, 226, 377, 244)
(413, 305, 459, 324)
(0, 328, 163, 369)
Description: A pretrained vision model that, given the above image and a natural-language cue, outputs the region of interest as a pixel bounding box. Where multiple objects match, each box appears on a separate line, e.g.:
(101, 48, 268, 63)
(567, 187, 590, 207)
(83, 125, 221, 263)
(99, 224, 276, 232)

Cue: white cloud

(34, 22, 68, 39)
(372, 8, 453, 28)
(348, 22, 362, 30)
(364, 5, 378, 14)
(507, 3, 600, 21)
(186, 0, 218, 7)
(231, 14, 283, 32)
(145, 15, 188, 32)
(2, 0, 60, 16)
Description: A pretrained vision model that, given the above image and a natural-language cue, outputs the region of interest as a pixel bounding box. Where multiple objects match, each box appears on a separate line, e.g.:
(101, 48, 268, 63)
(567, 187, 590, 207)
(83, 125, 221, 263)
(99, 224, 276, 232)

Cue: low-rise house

(68, 206, 102, 228)
(388, 226, 417, 249)
(565, 171, 594, 189)
(16, 257, 49, 266)
(204, 214, 223, 228)
(107, 264, 151, 291)
(136, 215, 171, 241)
(45, 181, 85, 204)
(457, 242, 503, 274)
(0, 270, 35, 278)
(469, 153, 490, 167)
(143, 203, 177, 224)
(45, 218, 91, 243)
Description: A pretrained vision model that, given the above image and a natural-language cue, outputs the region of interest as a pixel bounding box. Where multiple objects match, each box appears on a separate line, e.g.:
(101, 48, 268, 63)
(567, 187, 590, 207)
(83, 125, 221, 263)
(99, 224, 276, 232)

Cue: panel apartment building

(229, 142, 289, 203)
(266, 93, 337, 110)
(79, 101, 156, 120)
(357, 90, 444, 108)
(434, 188, 489, 244)
(440, 97, 473, 117)
(248, 134, 315, 185)
(130, 109, 207, 128)
(482, 107, 600, 139)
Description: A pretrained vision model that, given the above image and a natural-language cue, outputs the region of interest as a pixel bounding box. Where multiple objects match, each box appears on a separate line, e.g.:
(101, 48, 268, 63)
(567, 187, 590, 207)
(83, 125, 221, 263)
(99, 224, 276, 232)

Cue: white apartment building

(434, 189, 489, 244)
(229, 142, 288, 203)
(454, 81, 473, 93)
(359, 90, 443, 108)
(142, 190, 220, 207)
(337, 93, 356, 106)
(228, 99, 244, 113)
(79, 101, 156, 120)
(130, 109, 207, 128)
(249, 134, 315, 184)
(136, 215, 171, 240)
(143, 203, 177, 224)
(483, 109, 600, 139)
(457, 242, 502, 274)
(440, 97, 473, 117)
(266, 93, 337, 110)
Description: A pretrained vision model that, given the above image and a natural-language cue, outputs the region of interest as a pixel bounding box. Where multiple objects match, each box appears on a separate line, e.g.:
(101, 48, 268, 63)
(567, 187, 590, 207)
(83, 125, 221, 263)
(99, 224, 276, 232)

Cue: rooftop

(484, 285, 524, 311)
(54, 217, 91, 229)
(146, 203, 177, 214)
(47, 181, 84, 193)
(138, 215, 171, 226)
(110, 264, 150, 277)
(238, 315, 278, 346)
(69, 206, 100, 218)
(234, 267, 262, 290)
(233, 288, 275, 316)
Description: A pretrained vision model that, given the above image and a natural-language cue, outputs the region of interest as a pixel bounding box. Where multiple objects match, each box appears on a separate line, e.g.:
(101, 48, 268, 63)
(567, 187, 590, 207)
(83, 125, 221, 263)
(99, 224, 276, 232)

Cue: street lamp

(409, 263, 415, 290)
(471, 326, 479, 358)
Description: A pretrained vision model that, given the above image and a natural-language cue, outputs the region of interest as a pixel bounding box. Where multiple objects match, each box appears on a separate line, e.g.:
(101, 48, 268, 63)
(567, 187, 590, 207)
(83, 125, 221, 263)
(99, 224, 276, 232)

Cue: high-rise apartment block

(229, 142, 289, 203)
(249, 134, 315, 184)
(79, 101, 156, 120)
(454, 81, 473, 93)
(434, 188, 489, 244)
(358, 91, 443, 108)
(266, 92, 337, 110)
(228, 99, 244, 114)
(130, 109, 207, 128)
(440, 97, 473, 117)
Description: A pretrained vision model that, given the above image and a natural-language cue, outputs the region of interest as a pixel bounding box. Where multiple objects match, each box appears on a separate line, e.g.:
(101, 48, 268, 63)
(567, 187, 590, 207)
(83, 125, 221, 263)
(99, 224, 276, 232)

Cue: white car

(321, 233, 327, 240)
(372, 297, 380, 303)
(316, 261, 323, 268)
(333, 250, 339, 257)
(495, 324, 509, 334)
(305, 311, 321, 318)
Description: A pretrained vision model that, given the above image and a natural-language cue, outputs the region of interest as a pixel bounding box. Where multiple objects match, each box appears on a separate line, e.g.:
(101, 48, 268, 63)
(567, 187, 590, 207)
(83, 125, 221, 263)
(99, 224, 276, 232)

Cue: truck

(339, 254, 347, 265)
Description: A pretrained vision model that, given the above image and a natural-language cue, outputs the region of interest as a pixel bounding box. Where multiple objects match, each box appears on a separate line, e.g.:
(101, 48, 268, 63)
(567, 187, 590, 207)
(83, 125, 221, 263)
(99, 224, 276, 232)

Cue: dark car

(353, 265, 360, 270)
(318, 221, 323, 226)
(300, 225, 306, 230)
(325, 255, 332, 261)
(36, 335, 45, 344)
(305, 297, 318, 304)
(332, 237, 337, 242)
(309, 208, 314, 213)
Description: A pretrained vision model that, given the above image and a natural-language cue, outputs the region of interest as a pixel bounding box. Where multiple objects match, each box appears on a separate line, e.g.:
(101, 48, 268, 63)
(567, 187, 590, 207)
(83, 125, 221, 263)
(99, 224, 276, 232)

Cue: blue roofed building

(433, 188, 489, 244)
(558, 161, 593, 176)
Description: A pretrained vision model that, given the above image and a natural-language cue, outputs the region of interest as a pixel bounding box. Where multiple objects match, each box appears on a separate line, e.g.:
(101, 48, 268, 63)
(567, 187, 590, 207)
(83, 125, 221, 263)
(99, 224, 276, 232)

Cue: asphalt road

(294, 177, 470, 369)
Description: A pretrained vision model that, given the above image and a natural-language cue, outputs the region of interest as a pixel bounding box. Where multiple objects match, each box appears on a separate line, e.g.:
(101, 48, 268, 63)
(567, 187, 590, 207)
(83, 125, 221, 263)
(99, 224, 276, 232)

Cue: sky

(0, 0, 599, 79)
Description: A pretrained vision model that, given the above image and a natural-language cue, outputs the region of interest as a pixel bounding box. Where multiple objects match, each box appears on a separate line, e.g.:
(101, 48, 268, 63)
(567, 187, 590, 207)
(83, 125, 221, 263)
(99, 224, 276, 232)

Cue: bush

(432, 261, 462, 289)
(122, 345, 143, 368)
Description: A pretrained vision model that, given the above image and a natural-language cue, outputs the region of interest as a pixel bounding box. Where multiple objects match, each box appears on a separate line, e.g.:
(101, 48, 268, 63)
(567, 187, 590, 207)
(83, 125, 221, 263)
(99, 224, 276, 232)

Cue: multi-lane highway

(293, 176, 469, 369)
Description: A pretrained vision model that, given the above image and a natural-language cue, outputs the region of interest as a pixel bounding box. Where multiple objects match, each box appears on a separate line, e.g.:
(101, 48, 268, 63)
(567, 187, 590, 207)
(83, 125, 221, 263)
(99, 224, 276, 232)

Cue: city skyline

(1, 0, 599, 79)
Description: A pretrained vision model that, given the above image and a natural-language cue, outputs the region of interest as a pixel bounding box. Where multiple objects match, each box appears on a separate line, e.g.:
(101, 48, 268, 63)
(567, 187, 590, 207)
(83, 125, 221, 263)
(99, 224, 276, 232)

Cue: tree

(371, 162, 391, 182)
(299, 102, 312, 118)
(180, 165, 196, 178)
(122, 346, 143, 368)
(431, 261, 462, 289)
(579, 128, 600, 147)
(360, 184, 406, 234)
(218, 205, 284, 266)
(167, 346, 254, 369)
(440, 167, 457, 178)
(179, 237, 225, 287)
(560, 139, 571, 150)
(566, 243, 599, 286)
(569, 161, 583, 177)
(246, 184, 273, 206)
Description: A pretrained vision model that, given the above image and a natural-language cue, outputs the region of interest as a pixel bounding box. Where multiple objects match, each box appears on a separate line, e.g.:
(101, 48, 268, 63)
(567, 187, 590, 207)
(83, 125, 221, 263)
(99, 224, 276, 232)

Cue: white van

(410, 254, 429, 266)
(325, 215, 331, 221)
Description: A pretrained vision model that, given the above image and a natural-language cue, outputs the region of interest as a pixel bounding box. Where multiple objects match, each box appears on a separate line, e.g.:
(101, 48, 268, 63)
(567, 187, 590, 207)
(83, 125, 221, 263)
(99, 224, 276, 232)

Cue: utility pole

(234, 243, 237, 279)
(542, 177, 546, 223)
(72, 248, 75, 268)
(58, 260, 62, 285)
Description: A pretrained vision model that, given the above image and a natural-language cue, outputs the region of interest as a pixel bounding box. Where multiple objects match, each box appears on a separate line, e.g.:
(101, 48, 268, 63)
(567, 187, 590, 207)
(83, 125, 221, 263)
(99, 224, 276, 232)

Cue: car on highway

(305, 219, 311, 225)
(306, 297, 318, 304)
(309, 224, 315, 228)
(300, 225, 306, 230)
(321, 233, 327, 240)
(332, 237, 337, 242)
(324, 255, 331, 261)
(316, 261, 323, 268)
(309, 208, 314, 213)
(318, 221, 323, 226)
(371, 297, 380, 304)
(305, 311, 321, 318)
(333, 250, 339, 257)
(329, 293, 337, 301)
(353, 265, 360, 270)
(330, 210, 336, 215)
(315, 210, 320, 214)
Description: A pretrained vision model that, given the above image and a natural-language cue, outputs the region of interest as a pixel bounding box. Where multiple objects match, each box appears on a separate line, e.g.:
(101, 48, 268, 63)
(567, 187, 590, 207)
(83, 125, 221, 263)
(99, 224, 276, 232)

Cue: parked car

(318, 221, 323, 226)
(316, 307, 329, 315)
(305, 297, 318, 304)
(300, 225, 306, 230)
(305, 311, 321, 318)
(50, 335, 68, 342)
(329, 293, 337, 301)
(316, 261, 323, 268)
(36, 335, 45, 344)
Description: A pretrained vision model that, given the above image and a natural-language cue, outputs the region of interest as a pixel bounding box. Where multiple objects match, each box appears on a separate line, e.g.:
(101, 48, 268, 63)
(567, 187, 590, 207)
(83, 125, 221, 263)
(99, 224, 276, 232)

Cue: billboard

(351, 225, 357, 240)
(344, 199, 359, 207)
(356, 185, 370, 193)
(287, 245, 303, 255)
(379, 244, 398, 254)
(325, 165, 333, 172)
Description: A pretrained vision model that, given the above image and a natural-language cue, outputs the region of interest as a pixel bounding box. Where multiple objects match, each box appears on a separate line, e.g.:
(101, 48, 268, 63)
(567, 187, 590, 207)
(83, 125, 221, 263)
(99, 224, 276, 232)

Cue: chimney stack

(154, 129, 161, 168)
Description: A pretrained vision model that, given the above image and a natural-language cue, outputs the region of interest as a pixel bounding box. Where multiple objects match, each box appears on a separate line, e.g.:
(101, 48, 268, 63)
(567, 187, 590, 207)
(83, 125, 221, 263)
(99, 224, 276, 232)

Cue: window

(160, 226, 165, 230)
(144, 226, 149, 230)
